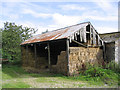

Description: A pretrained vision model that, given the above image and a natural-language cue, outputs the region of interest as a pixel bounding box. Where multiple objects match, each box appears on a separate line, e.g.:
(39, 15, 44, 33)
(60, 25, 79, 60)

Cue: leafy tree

(1, 22, 37, 62)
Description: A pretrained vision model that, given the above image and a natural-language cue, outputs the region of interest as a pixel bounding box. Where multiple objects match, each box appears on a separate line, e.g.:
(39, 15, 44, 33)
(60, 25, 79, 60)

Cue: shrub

(80, 65, 118, 86)
(105, 61, 120, 73)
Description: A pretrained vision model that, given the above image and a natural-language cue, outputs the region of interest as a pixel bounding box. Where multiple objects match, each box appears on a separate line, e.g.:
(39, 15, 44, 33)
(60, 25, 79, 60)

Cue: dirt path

(23, 76, 86, 88)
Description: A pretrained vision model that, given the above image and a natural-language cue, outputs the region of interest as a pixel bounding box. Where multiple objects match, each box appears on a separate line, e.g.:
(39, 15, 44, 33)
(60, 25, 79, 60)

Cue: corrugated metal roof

(21, 22, 89, 45)
(100, 32, 120, 43)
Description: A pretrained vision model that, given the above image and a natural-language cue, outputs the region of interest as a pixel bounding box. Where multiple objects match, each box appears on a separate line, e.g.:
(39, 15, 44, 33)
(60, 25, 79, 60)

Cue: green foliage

(1, 22, 37, 63)
(82, 66, 118, 86)
(105, 61, 120, 73)
(63, 64, 118, 86)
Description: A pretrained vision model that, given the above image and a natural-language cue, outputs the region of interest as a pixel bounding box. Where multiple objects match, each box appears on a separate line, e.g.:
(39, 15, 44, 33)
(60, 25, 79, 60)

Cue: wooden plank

(83, 27, 86, 43)
(80, 30, 82, 42)
(48, 42, 51, 71)
(98, 36, 100, 46)
(93, 29, 96, 45)
(69, 37, 72, 43)
(74, 32, 77, 40)
(71, 39, 87, 48)
(66, 39, 69, 76)
(34, 44, 37, 68)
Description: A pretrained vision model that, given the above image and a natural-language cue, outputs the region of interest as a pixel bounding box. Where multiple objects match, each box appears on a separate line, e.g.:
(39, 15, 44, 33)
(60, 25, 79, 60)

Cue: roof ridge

(35, 21, 90, 36)
(49, 21, 90, 32)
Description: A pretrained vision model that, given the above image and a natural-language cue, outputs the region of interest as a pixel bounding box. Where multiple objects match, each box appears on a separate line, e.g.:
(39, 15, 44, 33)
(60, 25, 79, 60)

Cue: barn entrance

(34, 39, 66, 71)
(49, 39, 66, 66)
(35, 43, 49, 69)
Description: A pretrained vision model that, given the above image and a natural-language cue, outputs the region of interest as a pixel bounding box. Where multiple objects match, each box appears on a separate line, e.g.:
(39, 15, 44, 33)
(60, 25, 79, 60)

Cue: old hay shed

(20, 22, 104, 76)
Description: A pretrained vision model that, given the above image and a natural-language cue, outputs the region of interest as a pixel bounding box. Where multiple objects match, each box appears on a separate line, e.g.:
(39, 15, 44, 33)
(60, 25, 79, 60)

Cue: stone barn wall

(21, 46, 35, 68)
(69, 47, 104, 76)
(22, 45, 104, 76)
(51, 51, 68, 75)
(21, 45, 48, 72)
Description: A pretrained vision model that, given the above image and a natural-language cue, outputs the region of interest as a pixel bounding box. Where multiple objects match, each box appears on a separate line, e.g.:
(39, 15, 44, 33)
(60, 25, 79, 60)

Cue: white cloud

(96, 27, 118, 34)
(13, 21, 58, 35)
(95, 0, 112, 10)
(0, 20, 5, 28)
(93, 0, 118, 16)
(86, 15, 118, 21)
(22, 9, 52, 18)
(1, 2, 52, 20)
(2, 0, 119, 2)
(59, 4, 86, 11)
(52, 13, 83, 26)
(1, 2, 23, 21)
(1, 2, 118, 35)
(52, 13, 117, 27)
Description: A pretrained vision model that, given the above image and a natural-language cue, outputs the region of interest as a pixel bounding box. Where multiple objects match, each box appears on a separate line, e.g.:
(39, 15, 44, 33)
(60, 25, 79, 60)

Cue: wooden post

(48, 42, 51, 71)
(34, 43, 37, 68)
(26, 45, 28, 65)
(66, 39, 69, 76)
(89, 25, 91, 46)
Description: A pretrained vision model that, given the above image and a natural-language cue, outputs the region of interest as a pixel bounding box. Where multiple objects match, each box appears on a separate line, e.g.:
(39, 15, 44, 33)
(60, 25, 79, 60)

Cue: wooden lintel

(47, 43, 51, 71)
(71, 39, 87, 48)
(87, 45, 101, 48)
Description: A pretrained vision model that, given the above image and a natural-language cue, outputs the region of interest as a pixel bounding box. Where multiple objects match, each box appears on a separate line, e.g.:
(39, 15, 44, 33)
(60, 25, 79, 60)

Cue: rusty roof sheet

(21, 22, 89, 45)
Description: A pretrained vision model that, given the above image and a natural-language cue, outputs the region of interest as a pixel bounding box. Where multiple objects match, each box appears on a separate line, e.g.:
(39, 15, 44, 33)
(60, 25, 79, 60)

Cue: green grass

(2, 65, 31, 88)
(2, 82, 30, 88)
(2, 64, 119, 88)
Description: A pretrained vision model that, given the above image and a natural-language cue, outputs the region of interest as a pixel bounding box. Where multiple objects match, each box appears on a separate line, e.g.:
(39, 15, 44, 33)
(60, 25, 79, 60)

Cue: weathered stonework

(21, 46, 48, 71)
(51, 51, 68, 75)
(69, 47, 104, 76)
(21, 46, 35, 69)
(22, 46, 104, 76)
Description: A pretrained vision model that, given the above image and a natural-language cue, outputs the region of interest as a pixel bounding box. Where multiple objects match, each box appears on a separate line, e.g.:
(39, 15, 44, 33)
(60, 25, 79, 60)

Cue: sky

(0, 0, 119, 35)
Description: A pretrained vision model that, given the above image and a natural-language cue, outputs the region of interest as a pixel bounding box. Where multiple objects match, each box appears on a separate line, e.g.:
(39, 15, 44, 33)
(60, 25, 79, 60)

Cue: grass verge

(2, 64, 119, 88)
